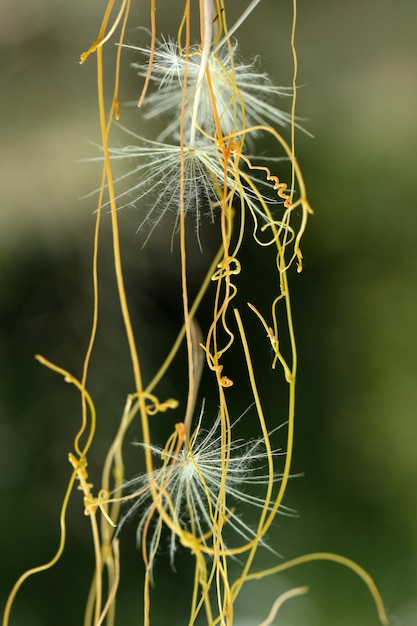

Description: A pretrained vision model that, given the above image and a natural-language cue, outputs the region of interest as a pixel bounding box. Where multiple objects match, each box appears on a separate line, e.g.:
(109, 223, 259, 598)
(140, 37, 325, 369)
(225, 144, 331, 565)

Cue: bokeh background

(1, 1, 416, 625)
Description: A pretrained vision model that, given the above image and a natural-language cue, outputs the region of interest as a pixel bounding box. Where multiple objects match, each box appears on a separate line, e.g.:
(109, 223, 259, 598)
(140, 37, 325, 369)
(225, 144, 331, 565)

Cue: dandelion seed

(107, 132, 227, 242)
(117, 409, 291, 574)
(103, 124, 294, 245)
(126, 37, 294, 142)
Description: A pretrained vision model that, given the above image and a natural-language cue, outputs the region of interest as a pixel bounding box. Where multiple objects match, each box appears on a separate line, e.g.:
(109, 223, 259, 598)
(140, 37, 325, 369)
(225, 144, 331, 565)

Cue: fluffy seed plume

(117, 410, 290, 574)
(126, 37, 294, 142)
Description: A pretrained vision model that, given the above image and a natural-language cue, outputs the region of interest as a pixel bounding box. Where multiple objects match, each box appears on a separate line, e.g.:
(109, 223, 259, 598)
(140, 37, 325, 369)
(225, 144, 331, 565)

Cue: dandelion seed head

(104, 127, 291, 245)
(117, 410, 290, 573)
(107, 132, 230, 241)
(130, 37, 293, 141)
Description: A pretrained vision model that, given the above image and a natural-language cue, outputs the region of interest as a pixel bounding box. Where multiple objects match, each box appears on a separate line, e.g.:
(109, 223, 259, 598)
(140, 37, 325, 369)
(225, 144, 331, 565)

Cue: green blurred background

(1, 1, 416, 624)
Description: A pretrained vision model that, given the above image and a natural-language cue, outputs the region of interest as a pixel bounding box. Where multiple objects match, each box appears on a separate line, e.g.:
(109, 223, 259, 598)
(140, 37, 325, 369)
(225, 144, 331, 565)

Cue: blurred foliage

(1, 1, 416, 624)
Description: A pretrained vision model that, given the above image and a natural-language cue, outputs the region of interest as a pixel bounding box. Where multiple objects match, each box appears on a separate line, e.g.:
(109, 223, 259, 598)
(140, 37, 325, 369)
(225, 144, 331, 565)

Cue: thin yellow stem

(239, 552, 389, 626)
(257, 586, 309, 626)
(2, 468, 77, 626)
